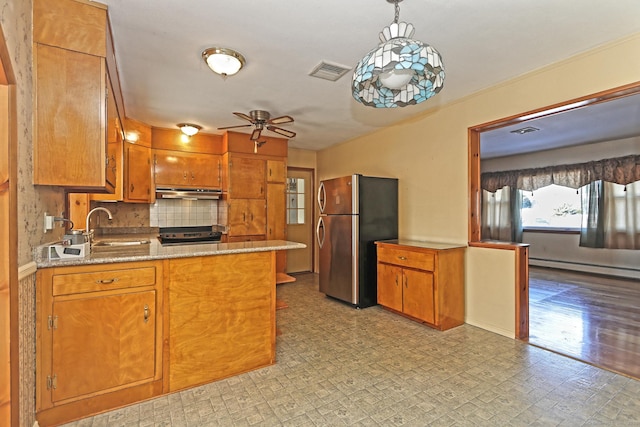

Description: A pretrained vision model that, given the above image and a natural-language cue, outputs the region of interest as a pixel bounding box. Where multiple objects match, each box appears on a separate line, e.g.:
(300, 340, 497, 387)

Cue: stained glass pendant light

(352, 0, 445, 108)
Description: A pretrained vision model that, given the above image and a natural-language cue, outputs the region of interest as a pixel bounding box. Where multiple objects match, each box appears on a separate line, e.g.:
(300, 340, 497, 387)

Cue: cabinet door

(51, 290, 156, 403)
(377, 263, 403, 312)
(228, 199, 248, 236)
(154, 150, 188, 187)
(125, 143, 153, 202)
(186, 154, 221, 189)
(229, 156, 265, 199)
(266, 183, 285, 239)
(246, 199, 267, 236)
(34, 44, 109, 190)
(402, 269, 435, 324)
(266, 160, 285, 183)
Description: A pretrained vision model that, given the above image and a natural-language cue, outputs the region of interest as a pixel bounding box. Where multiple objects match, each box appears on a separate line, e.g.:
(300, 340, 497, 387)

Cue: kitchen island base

(35, 240, 303, 426)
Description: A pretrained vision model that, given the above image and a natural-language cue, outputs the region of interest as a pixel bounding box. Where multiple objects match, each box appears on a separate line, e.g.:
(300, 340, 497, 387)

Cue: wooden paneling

(151, 127, 222, 153)
(223, 131, 288, 156)
(124, 118, 152, 148)
(34, 0, 107, 57)
(168, 252, 275, 391)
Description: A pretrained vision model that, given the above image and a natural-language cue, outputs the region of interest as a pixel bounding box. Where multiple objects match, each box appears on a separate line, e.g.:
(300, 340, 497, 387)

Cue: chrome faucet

(85, 207, 113, 243)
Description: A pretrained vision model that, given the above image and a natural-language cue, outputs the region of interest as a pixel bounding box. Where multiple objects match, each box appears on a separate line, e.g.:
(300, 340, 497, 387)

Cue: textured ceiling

(100, 0, 640, 152)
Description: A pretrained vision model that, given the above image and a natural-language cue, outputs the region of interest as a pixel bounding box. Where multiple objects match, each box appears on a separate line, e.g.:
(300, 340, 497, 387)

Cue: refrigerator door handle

(317, 182, 326, 214)
(316, 217, 325, 248)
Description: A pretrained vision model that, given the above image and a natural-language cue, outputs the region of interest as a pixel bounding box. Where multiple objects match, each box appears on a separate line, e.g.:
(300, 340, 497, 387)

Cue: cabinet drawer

(377, 246, 434, 271)
(52, 266, 156, 296)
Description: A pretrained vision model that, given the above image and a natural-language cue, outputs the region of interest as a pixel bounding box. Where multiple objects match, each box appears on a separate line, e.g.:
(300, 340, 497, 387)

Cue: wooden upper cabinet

(33, 0, 107, 56)
(33, 44, 111, 191)
(155, 150, 221, 190)
(228, 155, 266, 198)
(124, 142, 154, 202)
(33, 0, 122, 192)
(267, 160, 285, 183)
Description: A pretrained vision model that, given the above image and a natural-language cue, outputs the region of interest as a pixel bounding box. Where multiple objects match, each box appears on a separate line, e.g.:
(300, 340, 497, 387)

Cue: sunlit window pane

(521, 184, 582, 229)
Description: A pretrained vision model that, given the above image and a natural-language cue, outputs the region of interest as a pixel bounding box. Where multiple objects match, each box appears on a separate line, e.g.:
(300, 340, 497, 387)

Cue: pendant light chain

(394, 1, 400, 24)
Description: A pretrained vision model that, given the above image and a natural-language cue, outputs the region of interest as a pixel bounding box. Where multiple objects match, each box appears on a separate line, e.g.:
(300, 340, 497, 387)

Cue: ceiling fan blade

(233, 112, 254, 122)
(269, 115, 294, 125)
(267, 125, 296, 139)
(217, 124, 252, 130)
(250, 128, 262, 140)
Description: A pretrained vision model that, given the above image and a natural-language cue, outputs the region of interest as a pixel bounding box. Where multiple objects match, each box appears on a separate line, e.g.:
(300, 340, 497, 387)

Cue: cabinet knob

(130, 184, 135, 193)
(398, 256, 407, 260)
(143, 305, 150, 323)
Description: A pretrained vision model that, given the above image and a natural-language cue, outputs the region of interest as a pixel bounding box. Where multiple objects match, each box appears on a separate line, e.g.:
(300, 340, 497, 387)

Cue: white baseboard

(530, 258, 640, 280)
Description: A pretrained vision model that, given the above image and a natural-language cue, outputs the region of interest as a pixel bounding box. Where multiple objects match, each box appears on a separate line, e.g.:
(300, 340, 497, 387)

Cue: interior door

(286, 169, 313, 273)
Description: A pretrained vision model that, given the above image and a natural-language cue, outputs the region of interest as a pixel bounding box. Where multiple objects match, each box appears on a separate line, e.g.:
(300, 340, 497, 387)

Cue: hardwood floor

(528, 266, 640, 380)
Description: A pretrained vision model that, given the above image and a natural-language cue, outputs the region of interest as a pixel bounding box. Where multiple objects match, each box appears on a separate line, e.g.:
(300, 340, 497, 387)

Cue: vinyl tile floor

(62, 273, 640, 427)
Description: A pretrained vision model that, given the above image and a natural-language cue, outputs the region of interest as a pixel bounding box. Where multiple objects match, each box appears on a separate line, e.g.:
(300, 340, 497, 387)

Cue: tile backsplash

(150, 199, 219, 227)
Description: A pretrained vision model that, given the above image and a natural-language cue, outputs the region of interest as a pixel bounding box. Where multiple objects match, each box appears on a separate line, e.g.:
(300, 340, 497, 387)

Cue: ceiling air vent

(309, 61, 352, 82)
(510, 126, 540, 135)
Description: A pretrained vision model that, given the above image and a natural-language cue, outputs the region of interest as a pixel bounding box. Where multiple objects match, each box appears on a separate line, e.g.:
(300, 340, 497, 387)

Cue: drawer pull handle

(398, 256, 407, 260)
(95, 278, 119, 285)
(143, 305, 150, 323)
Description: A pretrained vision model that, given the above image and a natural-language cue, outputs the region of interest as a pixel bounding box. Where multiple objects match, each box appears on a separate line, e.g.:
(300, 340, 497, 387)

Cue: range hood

(156, 188, 222, 200)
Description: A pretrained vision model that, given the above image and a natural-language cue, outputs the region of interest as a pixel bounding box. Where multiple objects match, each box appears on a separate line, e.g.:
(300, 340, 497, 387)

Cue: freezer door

(318, 175, 355, 215)
(318, 214, 357, 304)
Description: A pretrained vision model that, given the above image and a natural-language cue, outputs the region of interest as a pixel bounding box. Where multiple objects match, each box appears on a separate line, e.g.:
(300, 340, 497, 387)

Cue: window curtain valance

(481, 154, 640, 193)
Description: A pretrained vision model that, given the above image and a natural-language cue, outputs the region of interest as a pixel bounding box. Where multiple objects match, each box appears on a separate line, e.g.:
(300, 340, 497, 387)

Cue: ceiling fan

(218, 110, 296, 141)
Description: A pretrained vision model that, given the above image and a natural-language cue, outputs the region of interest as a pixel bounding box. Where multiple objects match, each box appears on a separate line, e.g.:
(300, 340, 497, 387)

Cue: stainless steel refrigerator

(316, 174, 398, 308)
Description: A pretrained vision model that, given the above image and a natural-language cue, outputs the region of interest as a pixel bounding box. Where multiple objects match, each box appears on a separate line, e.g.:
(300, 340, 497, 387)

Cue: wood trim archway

(468, 81, 640, 341)
(0, 21, 18, 427)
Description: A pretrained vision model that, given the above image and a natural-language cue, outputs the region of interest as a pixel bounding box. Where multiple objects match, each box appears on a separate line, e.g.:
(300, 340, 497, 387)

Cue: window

(521, 184, 582, 230)
(286, 177, 305, 225)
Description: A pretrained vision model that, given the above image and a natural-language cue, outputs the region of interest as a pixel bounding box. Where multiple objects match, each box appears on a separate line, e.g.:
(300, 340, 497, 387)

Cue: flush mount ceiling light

(202, 47, 246, 78)
(352, 0, 445, 108)
(177, 123, 202, 137)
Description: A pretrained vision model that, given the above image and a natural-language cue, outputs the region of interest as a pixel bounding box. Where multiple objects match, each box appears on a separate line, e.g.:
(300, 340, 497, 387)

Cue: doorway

(469, 81, 640, 372)
(286, 168, 314, 273)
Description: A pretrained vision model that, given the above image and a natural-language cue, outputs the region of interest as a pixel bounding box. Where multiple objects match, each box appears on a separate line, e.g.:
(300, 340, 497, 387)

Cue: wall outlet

(44, 212, 55, 232)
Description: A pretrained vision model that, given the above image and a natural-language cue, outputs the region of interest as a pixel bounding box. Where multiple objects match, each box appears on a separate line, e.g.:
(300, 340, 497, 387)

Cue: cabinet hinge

(46, 374, 57, 390)
(47, 315, 58, 330)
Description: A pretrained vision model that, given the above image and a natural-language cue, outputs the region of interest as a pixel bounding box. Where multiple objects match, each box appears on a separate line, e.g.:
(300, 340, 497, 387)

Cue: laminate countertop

(34, 235, 306, 268)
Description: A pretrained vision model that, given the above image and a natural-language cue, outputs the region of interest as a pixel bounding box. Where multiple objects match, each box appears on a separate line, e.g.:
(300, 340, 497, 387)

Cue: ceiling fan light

(177, 123, 202, 136)
(202, 47, 246, 77)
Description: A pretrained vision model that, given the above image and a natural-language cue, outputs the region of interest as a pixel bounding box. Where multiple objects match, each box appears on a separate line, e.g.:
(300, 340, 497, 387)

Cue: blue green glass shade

(352, 22, 445, 108)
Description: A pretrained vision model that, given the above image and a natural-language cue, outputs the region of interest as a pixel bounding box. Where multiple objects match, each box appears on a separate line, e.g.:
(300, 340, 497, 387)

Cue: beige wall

(317, 33, 640, 337)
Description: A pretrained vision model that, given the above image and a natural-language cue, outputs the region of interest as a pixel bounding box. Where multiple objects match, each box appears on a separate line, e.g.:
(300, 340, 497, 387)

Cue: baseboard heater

(529, 257, 640, 280)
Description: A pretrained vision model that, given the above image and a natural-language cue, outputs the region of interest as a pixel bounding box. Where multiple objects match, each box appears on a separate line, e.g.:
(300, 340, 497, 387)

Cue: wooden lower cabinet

(167, 252, 276, 392)
(36, 261, 163, 426)
(376, 240, 465, 331)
